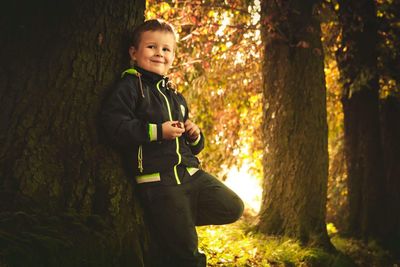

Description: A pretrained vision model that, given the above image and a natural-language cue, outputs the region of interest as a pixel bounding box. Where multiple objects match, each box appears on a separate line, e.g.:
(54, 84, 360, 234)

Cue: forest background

(0, 0, 399, 266)
(144, 0, 400, 266)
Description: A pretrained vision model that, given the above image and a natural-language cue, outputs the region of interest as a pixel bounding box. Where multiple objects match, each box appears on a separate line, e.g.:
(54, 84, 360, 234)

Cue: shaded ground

(1, 211, 398, 266)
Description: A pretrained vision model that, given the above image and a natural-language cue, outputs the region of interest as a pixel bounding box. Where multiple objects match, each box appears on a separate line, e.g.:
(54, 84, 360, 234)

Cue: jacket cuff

(148, 123, 158, 141)
(157, 123, 163, 140)
(189, 134, 201, 146)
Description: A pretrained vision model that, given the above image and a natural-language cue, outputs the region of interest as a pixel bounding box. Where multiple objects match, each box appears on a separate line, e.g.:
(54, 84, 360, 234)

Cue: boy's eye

(163, 47, 171, 52)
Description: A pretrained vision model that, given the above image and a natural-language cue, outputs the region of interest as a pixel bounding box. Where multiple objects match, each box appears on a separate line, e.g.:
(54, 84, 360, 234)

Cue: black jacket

(101, 66, 204, 178)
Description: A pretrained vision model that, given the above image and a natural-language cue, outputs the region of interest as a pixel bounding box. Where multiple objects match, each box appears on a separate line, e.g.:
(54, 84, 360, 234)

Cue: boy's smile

(129, 30, 175, 76)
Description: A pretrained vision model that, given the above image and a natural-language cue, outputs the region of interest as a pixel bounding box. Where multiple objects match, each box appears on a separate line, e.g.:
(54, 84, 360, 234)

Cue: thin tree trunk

(257, 0, 332, 249)
(0, 0, 147, 266)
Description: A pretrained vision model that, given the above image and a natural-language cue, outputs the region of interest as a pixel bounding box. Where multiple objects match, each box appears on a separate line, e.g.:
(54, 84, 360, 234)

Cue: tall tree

(335, 0, 384, 241)
(0, 0, 147, 266)
(378, 0, 400, 252)
(380, 95, 400, 254)
(257, 0, 332, 249)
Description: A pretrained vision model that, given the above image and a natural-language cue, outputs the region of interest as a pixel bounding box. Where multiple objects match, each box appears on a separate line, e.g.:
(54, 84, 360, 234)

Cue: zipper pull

(166, 80, 177, 94)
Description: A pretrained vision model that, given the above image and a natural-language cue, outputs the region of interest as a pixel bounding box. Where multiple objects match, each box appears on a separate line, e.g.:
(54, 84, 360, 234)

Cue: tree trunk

(380, 96, 400, 254)
(377, 1, 400, 252)
(0, 0, 147, 266)
(257, 0, 332, 249)
(336, 0, 384, 241)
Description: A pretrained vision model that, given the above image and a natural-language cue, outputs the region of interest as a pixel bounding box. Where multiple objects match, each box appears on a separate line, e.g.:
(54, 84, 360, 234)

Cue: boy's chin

(153, 69, 168, 76)
(145, 66, 164, 75)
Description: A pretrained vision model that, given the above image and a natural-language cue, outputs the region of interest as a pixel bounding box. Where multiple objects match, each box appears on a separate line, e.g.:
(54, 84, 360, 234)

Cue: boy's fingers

(171, 121, 184, 129)
(185, 124, 193, 132)
(174, 127, 185, 133)
(184, 120, 195, 128)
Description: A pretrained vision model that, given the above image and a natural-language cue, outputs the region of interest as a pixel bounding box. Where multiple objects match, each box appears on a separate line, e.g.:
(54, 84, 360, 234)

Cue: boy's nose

(155, 48, 164, 56)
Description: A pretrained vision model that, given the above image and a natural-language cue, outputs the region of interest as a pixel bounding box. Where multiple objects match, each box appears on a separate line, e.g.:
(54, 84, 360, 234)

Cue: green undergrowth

(197, 217, 399, 267)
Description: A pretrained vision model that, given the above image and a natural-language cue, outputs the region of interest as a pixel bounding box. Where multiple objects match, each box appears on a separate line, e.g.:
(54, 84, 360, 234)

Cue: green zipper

(156, 80, 182, 185)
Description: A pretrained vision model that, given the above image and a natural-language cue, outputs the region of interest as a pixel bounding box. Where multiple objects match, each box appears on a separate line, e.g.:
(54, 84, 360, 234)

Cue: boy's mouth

(151, 59, 165, 64)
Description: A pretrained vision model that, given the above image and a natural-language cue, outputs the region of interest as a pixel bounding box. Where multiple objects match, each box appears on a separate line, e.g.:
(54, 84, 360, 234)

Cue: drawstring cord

(122, 68, 177, 98)
(138, 145, 143, 173)
(137, 72, 145, 98)
(121, 68, 145, 98)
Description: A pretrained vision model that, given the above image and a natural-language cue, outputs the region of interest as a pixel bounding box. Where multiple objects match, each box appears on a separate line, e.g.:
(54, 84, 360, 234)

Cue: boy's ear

(129, 46, 136, 61)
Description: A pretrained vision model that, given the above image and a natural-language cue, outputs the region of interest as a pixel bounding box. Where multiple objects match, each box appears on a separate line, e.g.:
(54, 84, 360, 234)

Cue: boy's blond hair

(131, 19, 177, 49)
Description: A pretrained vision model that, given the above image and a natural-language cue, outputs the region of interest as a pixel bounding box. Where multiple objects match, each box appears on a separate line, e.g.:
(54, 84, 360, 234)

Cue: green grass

(197, 218, 398, 267)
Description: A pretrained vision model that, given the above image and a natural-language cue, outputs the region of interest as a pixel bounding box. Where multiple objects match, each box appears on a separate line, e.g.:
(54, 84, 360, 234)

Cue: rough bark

(336, 0, 384, 241)
(257, 0, 332, 249)
(0, 0, 147, 266)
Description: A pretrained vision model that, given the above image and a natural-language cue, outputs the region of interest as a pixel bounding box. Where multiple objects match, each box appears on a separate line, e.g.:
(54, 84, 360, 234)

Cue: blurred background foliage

(145, 0, 399, 231)
(146, 0, 263, 181)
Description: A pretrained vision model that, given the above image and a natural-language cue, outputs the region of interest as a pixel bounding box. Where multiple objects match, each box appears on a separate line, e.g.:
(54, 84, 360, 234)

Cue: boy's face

(129, 30, 175, 76)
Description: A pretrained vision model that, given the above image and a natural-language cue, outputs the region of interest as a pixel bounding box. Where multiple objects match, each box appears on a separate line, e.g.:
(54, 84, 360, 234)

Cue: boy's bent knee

(216, 193, 244, 225)
(227, 195, 244, 223)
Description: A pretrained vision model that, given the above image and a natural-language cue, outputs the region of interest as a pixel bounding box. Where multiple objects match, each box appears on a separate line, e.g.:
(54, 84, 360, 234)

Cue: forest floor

(197, 213, 400, 267)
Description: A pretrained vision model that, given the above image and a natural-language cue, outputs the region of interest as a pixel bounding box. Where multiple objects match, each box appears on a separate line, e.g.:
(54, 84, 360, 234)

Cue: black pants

(138, 169, 244, 267)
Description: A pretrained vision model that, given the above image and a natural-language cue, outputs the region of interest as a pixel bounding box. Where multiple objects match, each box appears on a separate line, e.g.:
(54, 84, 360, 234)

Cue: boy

(101, 19, 244, 267)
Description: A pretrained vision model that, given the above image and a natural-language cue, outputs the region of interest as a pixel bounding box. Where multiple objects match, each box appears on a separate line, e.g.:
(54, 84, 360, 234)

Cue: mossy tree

(0, 0, 148, 266)
(257, 0, 333, 249)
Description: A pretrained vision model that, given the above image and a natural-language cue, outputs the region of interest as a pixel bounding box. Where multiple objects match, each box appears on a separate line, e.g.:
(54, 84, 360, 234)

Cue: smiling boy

(101, 19, 244, 267)
(130, 30, 174, 78)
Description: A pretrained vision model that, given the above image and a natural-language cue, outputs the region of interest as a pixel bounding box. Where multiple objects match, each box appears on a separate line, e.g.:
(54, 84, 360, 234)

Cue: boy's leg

(139, 183, 206, 267)
(194, 171, 244, 226)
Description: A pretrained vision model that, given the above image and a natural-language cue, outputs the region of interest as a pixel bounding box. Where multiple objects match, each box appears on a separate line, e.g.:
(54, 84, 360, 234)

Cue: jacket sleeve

(188, 132, 205, 155)
(181, 95, 205, 155)
(100, 77, 158, 149)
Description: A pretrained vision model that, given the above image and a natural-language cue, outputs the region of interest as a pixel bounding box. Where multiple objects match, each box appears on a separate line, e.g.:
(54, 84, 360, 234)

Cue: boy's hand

(184, 119, 200, 141)
(162, 121, 185, 140)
